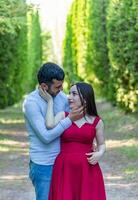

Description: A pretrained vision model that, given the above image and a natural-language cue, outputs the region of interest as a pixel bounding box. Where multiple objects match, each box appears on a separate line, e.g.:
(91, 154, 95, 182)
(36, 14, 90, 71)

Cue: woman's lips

(69, 101, 74, 104)
(68, 101, 75, 108)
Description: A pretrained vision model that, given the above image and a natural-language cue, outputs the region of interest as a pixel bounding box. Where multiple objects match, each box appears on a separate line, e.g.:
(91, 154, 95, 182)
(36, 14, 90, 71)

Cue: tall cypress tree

(0, 0, 28, 107)
(76, 0, 88, 78)
(107, 0, 138, 112)
(86, 0, 109, 94)
(63, 0, 82, 88)
(27, 6, 42, 91)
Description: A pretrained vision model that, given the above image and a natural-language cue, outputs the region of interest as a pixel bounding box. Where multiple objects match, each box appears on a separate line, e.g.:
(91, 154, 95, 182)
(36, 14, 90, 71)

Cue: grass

(97, 100, 138, 177)
(99, 105, 138, 185)
(118, 145, 138, 159)
(98, 101, 138, 140)
(0, 100, 138, 155)
(0, 102, 28, 170)
(0, 99, 138, 176)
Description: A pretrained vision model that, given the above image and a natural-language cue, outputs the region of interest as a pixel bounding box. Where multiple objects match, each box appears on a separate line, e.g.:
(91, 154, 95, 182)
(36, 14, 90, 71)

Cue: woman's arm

(39, 87, 65, 128)
(86, 119, 106, 165)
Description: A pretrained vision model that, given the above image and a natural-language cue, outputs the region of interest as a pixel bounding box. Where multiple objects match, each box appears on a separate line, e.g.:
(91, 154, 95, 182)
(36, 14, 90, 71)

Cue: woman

(40, 82, 106, 200)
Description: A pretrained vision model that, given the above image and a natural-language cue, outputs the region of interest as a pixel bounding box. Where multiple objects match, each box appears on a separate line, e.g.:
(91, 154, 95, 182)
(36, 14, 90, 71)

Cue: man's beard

(47, 88, 58, 97)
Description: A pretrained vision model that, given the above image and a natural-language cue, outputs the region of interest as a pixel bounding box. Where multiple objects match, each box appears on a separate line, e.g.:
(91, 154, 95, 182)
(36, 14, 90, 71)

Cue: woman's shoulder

(95, 117, 104, 129)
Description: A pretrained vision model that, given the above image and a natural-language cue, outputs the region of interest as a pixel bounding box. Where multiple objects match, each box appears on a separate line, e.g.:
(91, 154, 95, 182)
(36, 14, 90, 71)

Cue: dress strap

(65, 112, 69, 117)
(93, 116, 101, 128)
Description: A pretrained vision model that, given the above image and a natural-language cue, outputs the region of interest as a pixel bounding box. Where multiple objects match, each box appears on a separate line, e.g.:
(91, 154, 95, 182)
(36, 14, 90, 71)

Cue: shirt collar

(74, 115, 94, 128)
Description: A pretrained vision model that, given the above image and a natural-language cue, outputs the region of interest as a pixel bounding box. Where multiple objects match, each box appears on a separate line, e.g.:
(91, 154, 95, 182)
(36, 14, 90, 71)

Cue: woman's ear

(40, 83, 48, 91)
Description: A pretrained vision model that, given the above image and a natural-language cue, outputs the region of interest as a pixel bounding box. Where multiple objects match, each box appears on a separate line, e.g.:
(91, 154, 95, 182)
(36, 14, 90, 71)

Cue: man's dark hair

(37, 62, 65, 84)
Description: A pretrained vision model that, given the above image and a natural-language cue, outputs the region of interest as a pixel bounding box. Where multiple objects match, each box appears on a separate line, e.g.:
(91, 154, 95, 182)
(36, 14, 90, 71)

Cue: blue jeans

(29, 161, 53, 200)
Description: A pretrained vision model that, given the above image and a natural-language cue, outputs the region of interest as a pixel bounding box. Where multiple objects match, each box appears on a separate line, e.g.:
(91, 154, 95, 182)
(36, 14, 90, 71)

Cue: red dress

(49, 115, 106, 200)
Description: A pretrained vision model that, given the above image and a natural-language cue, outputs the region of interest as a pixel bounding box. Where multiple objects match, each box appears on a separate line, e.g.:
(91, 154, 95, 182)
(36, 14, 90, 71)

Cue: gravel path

(0, 107, 138, 200)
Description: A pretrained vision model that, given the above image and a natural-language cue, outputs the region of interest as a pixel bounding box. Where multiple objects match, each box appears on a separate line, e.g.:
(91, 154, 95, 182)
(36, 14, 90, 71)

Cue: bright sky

(27, 0, 73, 63)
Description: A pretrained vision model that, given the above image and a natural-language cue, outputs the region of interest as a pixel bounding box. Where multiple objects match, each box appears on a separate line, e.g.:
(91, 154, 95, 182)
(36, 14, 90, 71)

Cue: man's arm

(23, 100, 72, 144)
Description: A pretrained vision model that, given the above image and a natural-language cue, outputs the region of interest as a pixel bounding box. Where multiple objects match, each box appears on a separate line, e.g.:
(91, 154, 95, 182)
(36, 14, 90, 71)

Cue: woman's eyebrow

(70, 91, 79, 94)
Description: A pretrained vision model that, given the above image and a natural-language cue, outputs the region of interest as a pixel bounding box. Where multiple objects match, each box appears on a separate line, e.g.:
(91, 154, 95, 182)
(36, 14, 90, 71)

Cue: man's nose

(59, 85, 63, 91)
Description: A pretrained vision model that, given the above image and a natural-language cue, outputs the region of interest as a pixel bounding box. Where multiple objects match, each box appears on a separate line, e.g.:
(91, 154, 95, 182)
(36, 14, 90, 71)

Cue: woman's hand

(86, 119, 106, 165)
(43, 90, 52, 102)
(39, 86, 52, 102)
(86, 151, 103, 165)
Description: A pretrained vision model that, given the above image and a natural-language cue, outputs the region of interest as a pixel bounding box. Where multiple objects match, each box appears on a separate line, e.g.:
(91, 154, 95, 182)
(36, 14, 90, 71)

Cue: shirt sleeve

(23, 100, 72, 144)
(64, 96, 70, 112)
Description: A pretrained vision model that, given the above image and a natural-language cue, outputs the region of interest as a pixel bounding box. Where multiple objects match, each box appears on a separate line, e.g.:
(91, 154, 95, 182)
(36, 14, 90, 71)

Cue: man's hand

(68, 105, 85, 121)
(85, 151, 102, 165)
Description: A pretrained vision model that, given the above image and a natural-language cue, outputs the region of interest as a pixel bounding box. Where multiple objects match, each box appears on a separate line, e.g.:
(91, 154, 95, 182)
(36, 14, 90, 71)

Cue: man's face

(47, 79, 63, 97)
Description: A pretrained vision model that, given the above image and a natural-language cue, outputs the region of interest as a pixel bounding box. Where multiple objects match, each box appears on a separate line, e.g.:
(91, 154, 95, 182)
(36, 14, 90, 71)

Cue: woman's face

(68, 85, 82, 109)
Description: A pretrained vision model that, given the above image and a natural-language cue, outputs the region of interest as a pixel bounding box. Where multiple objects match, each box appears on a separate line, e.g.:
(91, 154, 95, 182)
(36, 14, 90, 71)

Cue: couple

(23, 62, 106, 200)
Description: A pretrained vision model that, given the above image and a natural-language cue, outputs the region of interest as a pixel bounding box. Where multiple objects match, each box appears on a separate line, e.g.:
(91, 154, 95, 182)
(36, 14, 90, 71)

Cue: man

(23, 62, 83, 200)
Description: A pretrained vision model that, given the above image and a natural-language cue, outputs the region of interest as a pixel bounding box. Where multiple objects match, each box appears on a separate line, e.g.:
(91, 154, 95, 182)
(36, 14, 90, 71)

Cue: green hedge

(63, 0, 138, 112)
(0, 1, 43, 108)
(62, 1, 82, 88)
(107, 0, 138, 112)
(0, 0, 28, 108)
(27, 6, 42, 91)
(86, 0, 109, 95)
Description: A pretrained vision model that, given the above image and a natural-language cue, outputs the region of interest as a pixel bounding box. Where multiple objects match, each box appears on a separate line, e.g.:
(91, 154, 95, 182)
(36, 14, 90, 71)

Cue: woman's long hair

(75, 82, 98, 116)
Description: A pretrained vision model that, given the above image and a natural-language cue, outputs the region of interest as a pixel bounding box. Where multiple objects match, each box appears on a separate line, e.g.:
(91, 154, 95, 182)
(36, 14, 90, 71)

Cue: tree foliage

(0, 0, 28, 107)
(86, 0, 109, 94)
(63, 1, 83, 88)
(107, 0, 138, 111)
(27, 6, 42, 90)
(0, 1, 43, 108)
(63, 0, 138, 112)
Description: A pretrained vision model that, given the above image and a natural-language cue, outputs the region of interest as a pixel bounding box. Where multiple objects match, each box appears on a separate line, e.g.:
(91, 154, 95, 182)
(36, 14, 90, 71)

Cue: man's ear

(40, 83, 48, 91)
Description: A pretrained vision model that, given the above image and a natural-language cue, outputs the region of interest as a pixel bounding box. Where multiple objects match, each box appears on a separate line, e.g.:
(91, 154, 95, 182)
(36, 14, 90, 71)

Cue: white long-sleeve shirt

(23, 89, 72, 165)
